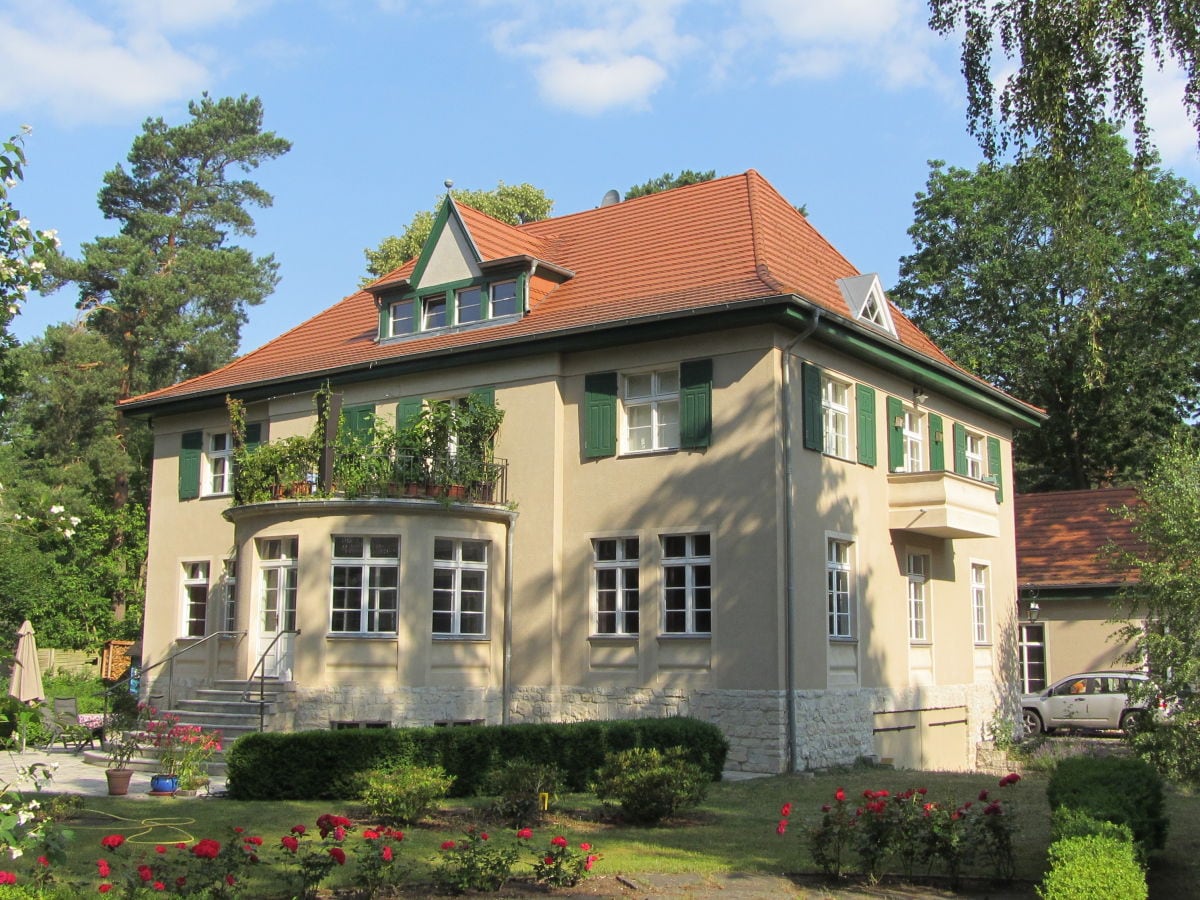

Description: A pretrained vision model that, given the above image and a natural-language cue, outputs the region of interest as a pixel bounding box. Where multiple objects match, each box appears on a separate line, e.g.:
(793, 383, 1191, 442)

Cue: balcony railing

(238, 450, 508, 506)
(887, 469, 1000, 538)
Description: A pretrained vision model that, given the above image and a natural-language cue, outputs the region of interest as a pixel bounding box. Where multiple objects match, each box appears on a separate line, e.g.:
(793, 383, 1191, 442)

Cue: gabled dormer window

(836, 273, 897, 337)
(381, 276, 525, 341)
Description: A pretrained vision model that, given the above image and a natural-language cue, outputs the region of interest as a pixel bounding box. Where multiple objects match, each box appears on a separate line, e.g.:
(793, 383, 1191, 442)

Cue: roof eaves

(478, 254, 575, 280)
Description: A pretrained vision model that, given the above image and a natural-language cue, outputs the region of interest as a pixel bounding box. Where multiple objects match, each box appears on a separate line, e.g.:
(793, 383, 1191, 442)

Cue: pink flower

(100, 835, 125, 850)
(329, 847, 346, 865)
(516, 828, 533, 840)
(585, 854, 599, 871)
(97, 860, 110, 878)
(776, 820, 788, 835)
(834, 787, 846, 802)
(580, 843, 592, 851)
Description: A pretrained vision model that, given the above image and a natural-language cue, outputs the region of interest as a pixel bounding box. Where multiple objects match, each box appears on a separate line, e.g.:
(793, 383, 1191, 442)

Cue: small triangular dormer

(837, 273, 897, 337)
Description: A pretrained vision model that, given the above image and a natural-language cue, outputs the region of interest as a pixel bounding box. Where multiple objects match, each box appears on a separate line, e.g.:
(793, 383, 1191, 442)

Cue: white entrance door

(257, 538, 298, 680)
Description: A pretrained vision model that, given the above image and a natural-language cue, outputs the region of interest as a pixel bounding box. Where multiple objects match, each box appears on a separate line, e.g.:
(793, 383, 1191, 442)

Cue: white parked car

(1020, 670, 1153, 735)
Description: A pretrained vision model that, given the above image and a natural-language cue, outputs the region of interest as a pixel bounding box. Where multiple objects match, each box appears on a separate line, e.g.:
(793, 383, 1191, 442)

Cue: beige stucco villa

(121, 172, 1043, 773)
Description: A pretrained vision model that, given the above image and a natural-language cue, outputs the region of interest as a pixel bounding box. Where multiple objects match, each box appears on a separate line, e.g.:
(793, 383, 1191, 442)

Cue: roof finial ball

(444, 179, 454, 194)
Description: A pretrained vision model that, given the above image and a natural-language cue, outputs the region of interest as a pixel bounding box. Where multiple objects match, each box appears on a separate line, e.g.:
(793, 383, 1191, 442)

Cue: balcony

(887, 470, 1000, 539)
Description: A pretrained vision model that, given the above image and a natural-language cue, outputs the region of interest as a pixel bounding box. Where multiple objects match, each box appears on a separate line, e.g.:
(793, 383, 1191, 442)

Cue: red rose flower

(0, 872, 15, 885)
(155, 846, 166, 854)
(329, 847, 346, 865)
(290, 824, 306, 835)
(516, 828, 533, 840)
(192, 839, 221, 859)
(780, 802, 792, 817)
(440, 840, 457, 851)
(100, 835, 125, 850)
(36, 856, 48, 867)
(99, 885, 111, 894)
(543, 856, 554, 865)
(776, 820, 788, 835)
(281, 836, 299, 853)
(382, 846, 394, 861)
(551, 836, 569, 848)
(154, 882, 165, 891)
(363, 829, 380, 840)
(834, 787, 846, 802)
(580, 842, 592, 851)
(234, 827, 244, 834)
(138, 865, 153, 881)
(97, 860, 111, 878)
(225, 874, 236, 886)
(979, 789, 989, 801)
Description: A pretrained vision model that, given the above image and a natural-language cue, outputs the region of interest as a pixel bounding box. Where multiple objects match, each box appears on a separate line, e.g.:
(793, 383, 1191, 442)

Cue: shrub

(1046, 756, 1167, 853)
(1051, 806, 1136, 845)
(357, 764, 454, 825)
(226, 717, 727, 800)
(593, 746, 707, 825)
(485, 759, 562, 827)
(434, 828, 519, 893)
(1037, 834, 1147, 900)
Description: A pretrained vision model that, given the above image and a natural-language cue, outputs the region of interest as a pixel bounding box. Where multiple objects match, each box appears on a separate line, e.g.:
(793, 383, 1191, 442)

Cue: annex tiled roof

(1016, 488, 1143, 589)
(121, 170, 1000, 410)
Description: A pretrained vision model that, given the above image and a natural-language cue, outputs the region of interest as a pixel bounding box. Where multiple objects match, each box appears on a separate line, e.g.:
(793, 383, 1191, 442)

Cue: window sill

(657, 633, 711, 640)
(433, 634, 489, 642)
(618, 447, 679, 459)
(326, 633, 397, 640)
(589, 634, 638, 642)
(829, 636, 858, 643)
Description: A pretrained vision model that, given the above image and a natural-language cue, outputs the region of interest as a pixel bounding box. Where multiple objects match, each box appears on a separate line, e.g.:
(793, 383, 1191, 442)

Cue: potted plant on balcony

(455, 394, 505, 501)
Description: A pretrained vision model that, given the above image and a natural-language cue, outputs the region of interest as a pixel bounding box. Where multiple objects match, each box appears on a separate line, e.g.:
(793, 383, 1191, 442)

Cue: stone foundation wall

(272, 682, 1002, 775)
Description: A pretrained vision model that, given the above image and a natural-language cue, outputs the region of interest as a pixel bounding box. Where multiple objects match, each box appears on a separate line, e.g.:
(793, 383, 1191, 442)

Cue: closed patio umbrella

(9, 620, 44, 704)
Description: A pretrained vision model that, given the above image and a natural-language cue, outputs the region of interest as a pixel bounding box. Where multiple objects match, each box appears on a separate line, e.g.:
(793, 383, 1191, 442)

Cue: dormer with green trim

(368, 197, 571, 343)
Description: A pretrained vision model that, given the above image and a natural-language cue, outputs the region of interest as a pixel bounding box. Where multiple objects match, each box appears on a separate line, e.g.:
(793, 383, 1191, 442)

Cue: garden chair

(41, 698, 101, 751)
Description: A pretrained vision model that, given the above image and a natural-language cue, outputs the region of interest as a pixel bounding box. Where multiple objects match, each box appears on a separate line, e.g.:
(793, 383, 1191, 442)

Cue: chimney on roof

(599, 189, 621, 207)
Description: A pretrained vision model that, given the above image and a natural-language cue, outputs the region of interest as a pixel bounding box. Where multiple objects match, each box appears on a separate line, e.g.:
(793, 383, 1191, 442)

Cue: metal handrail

(240, 629, 300, 732)
(102, 630, 246, 719)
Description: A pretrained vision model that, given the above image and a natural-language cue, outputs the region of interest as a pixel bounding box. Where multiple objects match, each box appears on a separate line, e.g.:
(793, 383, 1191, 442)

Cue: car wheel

(1021, 708, 1044, 736)
(1120, 710, 1147, 735)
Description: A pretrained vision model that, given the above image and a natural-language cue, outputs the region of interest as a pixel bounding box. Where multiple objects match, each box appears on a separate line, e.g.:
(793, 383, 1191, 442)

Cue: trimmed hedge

(1037, 834, 1147, 900)
(1045, 756, 1167, 854)
(225, 717, 729, 800)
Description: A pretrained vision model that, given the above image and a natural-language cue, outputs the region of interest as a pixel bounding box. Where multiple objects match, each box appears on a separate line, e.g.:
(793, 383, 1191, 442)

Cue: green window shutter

(801, 362, 822, 452)
(244, 423, 262, 451)
(679, 359, 712, 449)
(178, 431, 202, 500)
(886, 396, 904, 471)
(470, 386, 496, 407)
(584, 372, 618, 459)
(952, 422, 968, 475)
(396, 397, 424, 431)
(378, 304, 389, 340)
(855, 384, 876, 466)
(987, 436, 1004, 503)
(927, 414, 944, 471)
(344, 405, 375, 441)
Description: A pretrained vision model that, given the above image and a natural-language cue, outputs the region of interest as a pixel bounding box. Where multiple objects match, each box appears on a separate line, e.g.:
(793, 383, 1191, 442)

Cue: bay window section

(390, 298, 415, 336)
(456, 286, 482, 324)
(433, 538, 489, 636)
(422, 294, 446, 330)
(330, 536, 399, 634)
(490, 280, 517, 317)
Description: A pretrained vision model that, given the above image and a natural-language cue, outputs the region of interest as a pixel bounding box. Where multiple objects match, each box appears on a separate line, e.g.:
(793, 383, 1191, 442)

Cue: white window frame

(906, 550, 931, 643)
(182, 561, 211, 638)
(621, 367, 681, 454)
(330, 536, 400, 635)
(821, 377, 852, 459)
(902, 410, 923, 472)
(592, 537, 640, 636)
(259, 537, 298, 633)
(661, 532, 712, 635)
(422, 294, 447, 330)
(389, 298, 414, 336)
(490, 280, 518, 317)
(826, 534, 854, 638)
(1018, 623, 1047, 693)
(433, 538, 489, 637)
(965, 430, 985, 480)
(217, 557, 238, 632)
(970, 561, 990, 645)
(205, 432, 233, 496)
(456, 285, 483, 324)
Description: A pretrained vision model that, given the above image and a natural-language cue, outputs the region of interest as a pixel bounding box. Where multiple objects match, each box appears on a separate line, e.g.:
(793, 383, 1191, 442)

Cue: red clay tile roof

(120, 170, 1018, 411)
(1016, 488, 1143, 588)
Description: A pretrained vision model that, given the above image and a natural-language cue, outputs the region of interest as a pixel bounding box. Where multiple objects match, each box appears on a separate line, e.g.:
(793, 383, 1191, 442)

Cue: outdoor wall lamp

(913, 386, 929, 406)
(1020, 584, 1041, 622)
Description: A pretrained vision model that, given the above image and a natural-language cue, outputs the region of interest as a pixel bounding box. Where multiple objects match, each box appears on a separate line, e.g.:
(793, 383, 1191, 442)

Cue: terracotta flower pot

(106, 768, 133, 796)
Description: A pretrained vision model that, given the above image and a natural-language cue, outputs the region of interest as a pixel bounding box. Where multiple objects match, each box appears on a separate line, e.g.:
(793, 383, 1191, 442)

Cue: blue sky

(4, 0, 1199, 353)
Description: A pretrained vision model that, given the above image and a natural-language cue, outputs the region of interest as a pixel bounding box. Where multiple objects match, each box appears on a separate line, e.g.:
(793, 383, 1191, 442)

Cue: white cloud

(1142, 59, 1200, 170)
(535, 54, 667, 114)
(0, 0, 259, 126)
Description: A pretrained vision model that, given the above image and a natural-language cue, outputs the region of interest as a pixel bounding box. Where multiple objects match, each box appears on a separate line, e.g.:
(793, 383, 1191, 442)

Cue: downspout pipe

(780, 308, 821, 772)
(501, 510, 518, 725)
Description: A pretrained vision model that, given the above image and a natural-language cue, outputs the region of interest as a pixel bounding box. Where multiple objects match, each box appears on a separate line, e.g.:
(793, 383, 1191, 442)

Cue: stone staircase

(83, 678, 287, 773)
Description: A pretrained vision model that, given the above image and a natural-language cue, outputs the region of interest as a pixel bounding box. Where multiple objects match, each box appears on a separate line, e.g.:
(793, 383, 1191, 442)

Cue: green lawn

(21, 766, 1200, 897)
